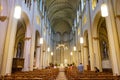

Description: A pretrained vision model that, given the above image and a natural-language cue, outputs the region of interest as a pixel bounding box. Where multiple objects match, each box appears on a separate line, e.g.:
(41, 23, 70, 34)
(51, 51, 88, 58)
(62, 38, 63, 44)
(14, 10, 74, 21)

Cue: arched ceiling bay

(45, 0, 80, 34)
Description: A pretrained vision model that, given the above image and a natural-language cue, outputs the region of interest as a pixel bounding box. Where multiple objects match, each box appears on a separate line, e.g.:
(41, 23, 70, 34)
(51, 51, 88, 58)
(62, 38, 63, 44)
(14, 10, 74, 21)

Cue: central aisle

(56, 68, 68, 80)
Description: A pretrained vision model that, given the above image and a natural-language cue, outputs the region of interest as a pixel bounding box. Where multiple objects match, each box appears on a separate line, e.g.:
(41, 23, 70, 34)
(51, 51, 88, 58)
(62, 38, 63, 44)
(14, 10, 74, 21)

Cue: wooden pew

(65, 67, 120, 80)
(2, 68, 59, 80)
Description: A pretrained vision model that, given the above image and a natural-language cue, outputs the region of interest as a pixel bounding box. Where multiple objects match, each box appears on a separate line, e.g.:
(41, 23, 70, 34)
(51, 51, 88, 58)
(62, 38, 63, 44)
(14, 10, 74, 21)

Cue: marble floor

(56, 68, 68, 80)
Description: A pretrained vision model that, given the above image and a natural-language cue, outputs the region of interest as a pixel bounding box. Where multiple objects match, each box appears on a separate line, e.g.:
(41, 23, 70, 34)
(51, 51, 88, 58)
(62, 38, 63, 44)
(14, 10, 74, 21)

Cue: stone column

(43, 50, 46, 68)
(43, 51, 46, 68)
(23, 37, 31, 71)
(81, 45, 84, 65)
(45, 51, 48, 68)
(47, 52, 50, 67)
(83, 45, 88, 70)
(105, 0, 120, 75)
(1, 18, 18, 75)
(93, 37, 102, 71)
(39, 45, 43, 69)
(72, 51, 75, 64)
(1, 1, 18, 74)
(88, 29, 95, 71)
(61, 47, 64, 64)
(86, 0, 95, 71)
(47, 52, 50, 66)
(29, 33, 35, 71)
(38, 46, 41, 69)
(77, 42, 82, 64)
(42, 51, 44, 68)
(35, 46, 40, 69)
(78, 50, 82, 64)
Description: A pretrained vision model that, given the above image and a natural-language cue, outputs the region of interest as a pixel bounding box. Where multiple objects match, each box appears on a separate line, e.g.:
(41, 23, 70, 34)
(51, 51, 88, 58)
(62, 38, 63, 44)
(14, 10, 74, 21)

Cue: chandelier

(56, 44, 68, 50)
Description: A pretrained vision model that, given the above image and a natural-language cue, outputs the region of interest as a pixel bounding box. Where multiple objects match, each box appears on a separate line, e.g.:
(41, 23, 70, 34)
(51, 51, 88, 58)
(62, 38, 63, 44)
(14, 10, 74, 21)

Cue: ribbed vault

(45, 0, 80, 34)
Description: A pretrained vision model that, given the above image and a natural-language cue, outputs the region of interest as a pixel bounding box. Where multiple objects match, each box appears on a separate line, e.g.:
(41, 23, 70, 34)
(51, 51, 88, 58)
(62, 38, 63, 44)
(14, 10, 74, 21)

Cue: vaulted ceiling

(45, 0, 80, 34)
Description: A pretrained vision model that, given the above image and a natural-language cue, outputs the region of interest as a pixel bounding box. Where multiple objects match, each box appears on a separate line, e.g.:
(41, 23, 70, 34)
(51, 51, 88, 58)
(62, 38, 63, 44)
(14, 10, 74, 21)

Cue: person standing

(78, 63, 84, 72)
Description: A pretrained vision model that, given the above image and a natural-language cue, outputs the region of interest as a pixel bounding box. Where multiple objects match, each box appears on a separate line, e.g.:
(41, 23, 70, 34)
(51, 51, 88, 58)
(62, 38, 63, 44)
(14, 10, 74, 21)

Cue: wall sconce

(39, 37, 43, 44)
(51, 52, 53, 56)
(80, 37, 84, 44)
(64, 59, 67, 63)
(64, 46, 68, 50)
(70, 52, 73, 56)
(73, 46, 76, 51)
(47, 47, 50, 52)
(101, 3, 108, 17)
(14, 5, 21, 19)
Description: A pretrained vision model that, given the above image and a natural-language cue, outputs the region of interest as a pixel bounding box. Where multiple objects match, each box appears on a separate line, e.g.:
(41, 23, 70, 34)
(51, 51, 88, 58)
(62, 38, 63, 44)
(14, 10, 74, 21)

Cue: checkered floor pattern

(56, 68, 68, 80)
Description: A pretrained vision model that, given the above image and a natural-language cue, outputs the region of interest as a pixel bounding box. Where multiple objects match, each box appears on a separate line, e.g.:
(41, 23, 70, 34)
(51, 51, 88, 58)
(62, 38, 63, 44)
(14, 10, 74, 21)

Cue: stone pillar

(44, 51, 47, 68)
(35, 46, 40, 69)
(61, 47, 64, 64)
(93, 37, 102, 72)
(47, 52, 50, 66)
(78, 50, 82, 65)
(83, 45, 88, 70)
(51, 52, 53, 64)
(23, 37, 31, 71)
(23, 24, 32, 71)
(43, 51, 46, 68)
(72, 51, 75, 64)
(42, 51, 44, 68)
(81, 45, 84, 65)
(73, 50, 77, 66)
(39, 45, 43, 69)
(29, 33, 35, 71)
(1, 18, 18, 75)
(1, 0, 18, 74)
(86, 0, 95, 71)
(45, 52, 48, 67)
(45, 51, 48, 68)
(42, 51, 46, 68)
(47, 52, 49, 67)
(105, 0, 120, 75)
(88, 29, 95, 71)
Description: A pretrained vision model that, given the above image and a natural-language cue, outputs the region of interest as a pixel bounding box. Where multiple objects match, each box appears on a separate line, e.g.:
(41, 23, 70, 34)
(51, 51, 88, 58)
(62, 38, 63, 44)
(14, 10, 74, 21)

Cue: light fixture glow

(47, 47, 50, 52)
(64, 59, 67, 63)
(73, 46, 76, 51)
(101, 3, 108, 17)
(40, 37, 43, 44)
(14, 6, 21, 19)
(65, 46, 68, 50)
(80, 37, 84, 44)
(51, 52, 53, 56)
(70, 52, 73, 56)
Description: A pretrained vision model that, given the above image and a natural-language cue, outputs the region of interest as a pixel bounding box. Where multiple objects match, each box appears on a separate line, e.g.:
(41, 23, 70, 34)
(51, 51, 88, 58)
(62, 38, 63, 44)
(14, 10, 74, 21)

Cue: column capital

(24, 37, 31, 40)
(43, 50, 45, 52)
(83, 45, 88, 48)
(78, 50, 81, 52)
(93, 37, 99, 40)
(0, 16, 7, 22)
(36, 45, 40, 48)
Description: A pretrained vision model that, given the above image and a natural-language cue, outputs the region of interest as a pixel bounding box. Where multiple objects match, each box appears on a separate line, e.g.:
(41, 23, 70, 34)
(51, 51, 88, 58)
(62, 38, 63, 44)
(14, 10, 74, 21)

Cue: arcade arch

(92, 12, 112, 72)
(98, 18, 112, 72)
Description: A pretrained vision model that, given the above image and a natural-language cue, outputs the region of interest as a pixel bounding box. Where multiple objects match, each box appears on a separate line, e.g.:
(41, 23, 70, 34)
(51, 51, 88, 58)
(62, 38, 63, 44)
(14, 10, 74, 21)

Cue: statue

(16, 42, 22, 58)
(102, 41, 108, 59)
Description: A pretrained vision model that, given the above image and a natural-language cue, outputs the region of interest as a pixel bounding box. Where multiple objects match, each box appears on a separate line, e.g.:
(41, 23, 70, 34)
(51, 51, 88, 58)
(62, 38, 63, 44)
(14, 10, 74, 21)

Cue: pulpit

(12, 58, 24, 73)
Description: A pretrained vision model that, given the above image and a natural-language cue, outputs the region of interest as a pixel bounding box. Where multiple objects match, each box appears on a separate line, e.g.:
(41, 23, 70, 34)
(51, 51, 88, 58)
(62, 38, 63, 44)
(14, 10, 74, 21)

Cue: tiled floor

(56, 68, 68, 80)
(56, 71, 68, 80)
